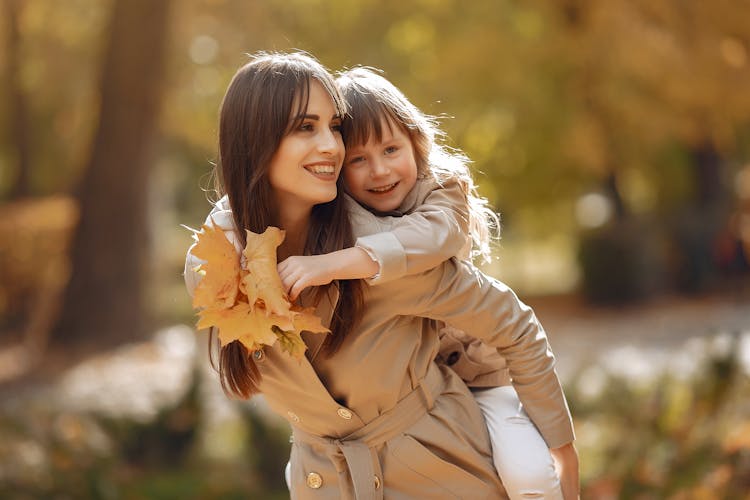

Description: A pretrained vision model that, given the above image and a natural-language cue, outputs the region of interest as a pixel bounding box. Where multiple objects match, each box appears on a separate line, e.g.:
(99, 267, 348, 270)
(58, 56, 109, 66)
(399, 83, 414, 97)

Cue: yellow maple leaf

(190, 223, 240, 310)
(198, 301, 294, 350)
(274, 327, 308, 359)
(241, 227, 292, 317)
(272, 306, 330, 359)
(291, 306, 330, 335)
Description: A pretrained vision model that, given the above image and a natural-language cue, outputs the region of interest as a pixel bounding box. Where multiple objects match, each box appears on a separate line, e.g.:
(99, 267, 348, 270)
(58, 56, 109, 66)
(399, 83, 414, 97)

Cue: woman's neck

(276, 208, 310, 260)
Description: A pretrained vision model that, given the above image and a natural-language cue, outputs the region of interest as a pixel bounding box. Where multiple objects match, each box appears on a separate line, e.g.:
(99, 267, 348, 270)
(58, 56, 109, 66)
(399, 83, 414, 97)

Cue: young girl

(275, 67, 576, 499)
(185, 51, 577, 499)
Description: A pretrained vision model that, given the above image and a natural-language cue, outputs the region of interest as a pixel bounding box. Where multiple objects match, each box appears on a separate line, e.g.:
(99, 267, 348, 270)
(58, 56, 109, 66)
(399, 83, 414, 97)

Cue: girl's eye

(347, 156, 365, 165)
(384, 146, 398, 155)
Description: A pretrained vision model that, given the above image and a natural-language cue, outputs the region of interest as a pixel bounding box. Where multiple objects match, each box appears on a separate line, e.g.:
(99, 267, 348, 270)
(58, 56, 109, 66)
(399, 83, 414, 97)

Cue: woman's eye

(299, 122, 314, 132)
(331, 123, 342, 132)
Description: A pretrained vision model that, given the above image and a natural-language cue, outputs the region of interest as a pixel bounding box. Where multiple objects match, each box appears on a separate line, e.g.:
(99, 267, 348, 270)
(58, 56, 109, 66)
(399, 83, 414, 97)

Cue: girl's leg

(473, 386, 564, 500)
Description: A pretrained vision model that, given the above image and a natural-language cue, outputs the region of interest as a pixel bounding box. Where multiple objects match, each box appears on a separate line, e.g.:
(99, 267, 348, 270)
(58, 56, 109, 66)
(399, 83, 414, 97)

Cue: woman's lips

(304, 162, 336, 179)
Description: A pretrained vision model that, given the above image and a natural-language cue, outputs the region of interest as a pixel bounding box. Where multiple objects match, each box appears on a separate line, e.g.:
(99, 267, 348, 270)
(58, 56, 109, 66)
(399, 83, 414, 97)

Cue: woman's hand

(550, 442, 579, 500)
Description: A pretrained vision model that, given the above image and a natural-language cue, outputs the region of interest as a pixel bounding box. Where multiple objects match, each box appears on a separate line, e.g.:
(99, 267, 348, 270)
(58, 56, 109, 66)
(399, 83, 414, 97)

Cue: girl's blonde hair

(337, 67, 499, 262)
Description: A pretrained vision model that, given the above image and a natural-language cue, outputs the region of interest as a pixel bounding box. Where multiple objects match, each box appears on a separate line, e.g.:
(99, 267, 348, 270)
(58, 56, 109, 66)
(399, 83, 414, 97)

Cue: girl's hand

(278, 247, 379, 301)
(277, 254, 338, 301)
(550, 442, 580, 500)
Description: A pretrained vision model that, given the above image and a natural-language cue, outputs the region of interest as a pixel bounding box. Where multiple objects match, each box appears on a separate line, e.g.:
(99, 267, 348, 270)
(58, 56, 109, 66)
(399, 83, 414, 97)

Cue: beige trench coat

(185, 190, 574, 500)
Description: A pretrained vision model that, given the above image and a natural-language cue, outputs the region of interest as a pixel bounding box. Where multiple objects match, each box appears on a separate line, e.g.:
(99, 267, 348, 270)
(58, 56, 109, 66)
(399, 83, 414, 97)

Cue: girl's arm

(278, 176, 471, 300)
(392, 257, 575, 450)
(551, 443, 580, 500)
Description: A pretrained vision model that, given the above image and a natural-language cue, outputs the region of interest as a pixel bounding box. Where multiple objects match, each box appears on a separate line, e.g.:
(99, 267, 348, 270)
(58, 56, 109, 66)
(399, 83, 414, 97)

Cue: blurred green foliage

(0, 367, 291, 499)
(568, 332, 750, 498)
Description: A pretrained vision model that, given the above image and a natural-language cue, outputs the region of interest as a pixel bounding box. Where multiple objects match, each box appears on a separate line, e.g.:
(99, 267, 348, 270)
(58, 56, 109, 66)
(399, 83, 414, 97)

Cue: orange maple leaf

(241, 227, 292, 317)
(191, 223, 240, 310)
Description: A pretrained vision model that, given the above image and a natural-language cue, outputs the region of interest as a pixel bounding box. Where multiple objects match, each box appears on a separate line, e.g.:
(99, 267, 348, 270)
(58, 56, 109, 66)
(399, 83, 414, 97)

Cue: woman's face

(268, 80, 345, 214)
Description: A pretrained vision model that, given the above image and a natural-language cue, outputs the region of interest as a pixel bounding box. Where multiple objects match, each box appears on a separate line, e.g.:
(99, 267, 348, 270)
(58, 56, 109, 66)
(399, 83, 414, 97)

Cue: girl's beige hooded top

(185, 180, 574, 500)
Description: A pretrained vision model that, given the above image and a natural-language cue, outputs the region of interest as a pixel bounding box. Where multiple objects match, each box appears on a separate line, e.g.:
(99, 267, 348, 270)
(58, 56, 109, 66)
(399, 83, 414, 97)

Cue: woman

(185, 51, 577, 499)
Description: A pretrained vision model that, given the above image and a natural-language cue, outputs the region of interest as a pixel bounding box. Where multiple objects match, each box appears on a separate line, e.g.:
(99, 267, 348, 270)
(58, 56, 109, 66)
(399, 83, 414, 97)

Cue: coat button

(306, 472, 323, 489)
(287, 411, 300, 423)
(374, 475, 381, 489)
(253, 349, 264, 361)
(337, 408, 353, 420)
(446, 351, 460, 366)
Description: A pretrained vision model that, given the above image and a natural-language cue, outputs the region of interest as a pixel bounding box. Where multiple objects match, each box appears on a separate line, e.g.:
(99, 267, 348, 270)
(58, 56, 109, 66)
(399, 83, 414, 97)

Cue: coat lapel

(300, 283, 340, 362)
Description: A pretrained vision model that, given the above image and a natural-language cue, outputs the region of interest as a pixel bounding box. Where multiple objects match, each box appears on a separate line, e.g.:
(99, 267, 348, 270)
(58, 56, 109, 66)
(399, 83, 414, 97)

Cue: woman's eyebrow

(295, 114, 343, 121)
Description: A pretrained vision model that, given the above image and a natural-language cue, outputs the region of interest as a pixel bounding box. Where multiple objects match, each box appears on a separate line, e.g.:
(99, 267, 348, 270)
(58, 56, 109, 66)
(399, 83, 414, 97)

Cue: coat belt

(292, 363, 445, 500)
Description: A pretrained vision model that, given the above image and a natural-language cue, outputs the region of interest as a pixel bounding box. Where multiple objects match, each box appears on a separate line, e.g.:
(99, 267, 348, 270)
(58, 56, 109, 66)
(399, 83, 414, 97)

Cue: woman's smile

(303, 160, 338, 179)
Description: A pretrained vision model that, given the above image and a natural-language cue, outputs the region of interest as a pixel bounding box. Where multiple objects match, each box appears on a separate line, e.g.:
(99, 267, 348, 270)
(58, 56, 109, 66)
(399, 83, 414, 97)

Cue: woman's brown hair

(212, 52, 364, 399)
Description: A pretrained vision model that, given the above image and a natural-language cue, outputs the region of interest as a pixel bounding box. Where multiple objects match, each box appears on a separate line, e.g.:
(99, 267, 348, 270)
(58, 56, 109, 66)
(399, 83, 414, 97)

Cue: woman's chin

(311, 187, 339, 205)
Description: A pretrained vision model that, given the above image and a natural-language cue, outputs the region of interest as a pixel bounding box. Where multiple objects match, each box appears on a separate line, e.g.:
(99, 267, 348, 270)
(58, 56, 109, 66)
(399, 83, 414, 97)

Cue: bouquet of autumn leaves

(189, 223, 329, 359)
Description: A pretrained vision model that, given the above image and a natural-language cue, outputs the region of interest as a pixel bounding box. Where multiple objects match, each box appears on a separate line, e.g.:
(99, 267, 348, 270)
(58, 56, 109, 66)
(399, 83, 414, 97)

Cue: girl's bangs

(343, 94, 402, 148)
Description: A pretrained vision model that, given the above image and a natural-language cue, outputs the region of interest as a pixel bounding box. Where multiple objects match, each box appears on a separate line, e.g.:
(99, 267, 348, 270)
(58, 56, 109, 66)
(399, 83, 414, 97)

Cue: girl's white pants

(474, 385, 564, 499)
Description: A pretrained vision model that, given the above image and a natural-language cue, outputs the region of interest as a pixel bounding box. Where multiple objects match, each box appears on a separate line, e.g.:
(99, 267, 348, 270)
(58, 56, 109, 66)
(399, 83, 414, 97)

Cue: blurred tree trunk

(53, 0, 171, 348)
(5, 0, 31, 199)
(691, 140, 723, 208)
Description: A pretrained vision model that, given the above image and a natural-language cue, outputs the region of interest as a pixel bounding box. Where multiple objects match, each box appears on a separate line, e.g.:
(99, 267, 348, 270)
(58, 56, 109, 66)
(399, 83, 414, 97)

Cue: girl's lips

(367, 181, 399, 194)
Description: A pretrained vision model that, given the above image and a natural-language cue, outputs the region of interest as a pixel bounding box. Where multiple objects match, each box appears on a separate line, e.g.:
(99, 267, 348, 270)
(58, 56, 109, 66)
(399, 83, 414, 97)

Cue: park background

(1, 0, 749, 498)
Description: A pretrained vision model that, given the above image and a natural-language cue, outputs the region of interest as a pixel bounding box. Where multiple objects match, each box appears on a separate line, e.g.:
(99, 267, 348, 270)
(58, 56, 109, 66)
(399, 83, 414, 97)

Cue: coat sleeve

(354, 177, 471, 285)
(397, 258, 575, 449)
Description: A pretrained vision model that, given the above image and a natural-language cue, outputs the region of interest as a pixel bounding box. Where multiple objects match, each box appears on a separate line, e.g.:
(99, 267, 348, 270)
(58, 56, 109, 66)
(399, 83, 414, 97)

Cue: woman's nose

(317, 128, 342, 155)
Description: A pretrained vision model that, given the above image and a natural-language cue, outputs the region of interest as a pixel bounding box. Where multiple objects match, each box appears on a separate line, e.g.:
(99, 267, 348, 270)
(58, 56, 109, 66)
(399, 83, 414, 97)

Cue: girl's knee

(500, 465, 562, 500)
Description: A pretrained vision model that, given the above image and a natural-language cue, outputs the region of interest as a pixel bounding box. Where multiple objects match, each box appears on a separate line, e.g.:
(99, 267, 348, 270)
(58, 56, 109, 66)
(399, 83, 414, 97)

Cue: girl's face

(343, 118, 418, 213)
(268, 81, 345, 214)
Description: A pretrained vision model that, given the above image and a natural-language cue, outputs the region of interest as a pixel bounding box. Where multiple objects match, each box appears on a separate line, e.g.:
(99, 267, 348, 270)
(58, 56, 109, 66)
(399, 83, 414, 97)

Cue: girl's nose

(369, 158, 390, 177)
